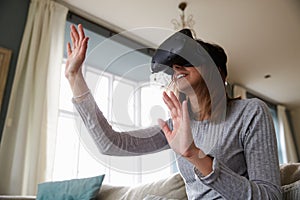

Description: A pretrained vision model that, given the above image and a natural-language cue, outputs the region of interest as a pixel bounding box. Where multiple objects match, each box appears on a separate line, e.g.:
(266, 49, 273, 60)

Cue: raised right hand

(158, 91, 199, 158)
(65, 24, 89, 80)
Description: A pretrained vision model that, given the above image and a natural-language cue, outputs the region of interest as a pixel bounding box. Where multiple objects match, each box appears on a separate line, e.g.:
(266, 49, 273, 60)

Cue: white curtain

(277, 105, 298, 163)
(0, 0, 68, 195)
(233, 84, 247, 99)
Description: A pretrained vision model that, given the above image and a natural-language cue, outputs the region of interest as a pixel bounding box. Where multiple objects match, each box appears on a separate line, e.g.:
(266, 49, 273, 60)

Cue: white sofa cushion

(97, 173, 187, 200)
(280, 163, 300, 200)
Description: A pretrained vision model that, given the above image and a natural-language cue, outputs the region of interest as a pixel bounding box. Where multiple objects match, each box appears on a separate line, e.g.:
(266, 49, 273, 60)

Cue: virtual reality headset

(151, 29, 227, 77)
(150, 29, 202, 75)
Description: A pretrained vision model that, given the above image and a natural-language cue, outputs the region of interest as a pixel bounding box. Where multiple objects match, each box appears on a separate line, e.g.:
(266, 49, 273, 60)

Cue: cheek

(189, 71, 203, 84)
(189, 67, 201, 76)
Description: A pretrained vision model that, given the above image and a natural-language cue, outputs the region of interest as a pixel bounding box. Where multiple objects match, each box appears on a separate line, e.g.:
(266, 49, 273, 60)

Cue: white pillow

(97, 173, 187, 200)
(280, 163, 300, 200)
(142, 194, 179, 200)
(280, 163, 300, 185)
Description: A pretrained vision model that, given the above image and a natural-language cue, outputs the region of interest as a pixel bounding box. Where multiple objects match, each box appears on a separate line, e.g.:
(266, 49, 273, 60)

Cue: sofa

(280, 163, 300, 199)
(1, 163, 300, 200)
(0, 173, 187, 200)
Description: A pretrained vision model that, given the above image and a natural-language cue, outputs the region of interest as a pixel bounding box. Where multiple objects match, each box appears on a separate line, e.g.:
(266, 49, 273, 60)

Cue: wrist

(65, 71, 89, 99)
(186, 149, 213, 176)
(184, 147, 206, 160)
(67, 71, 84, 89)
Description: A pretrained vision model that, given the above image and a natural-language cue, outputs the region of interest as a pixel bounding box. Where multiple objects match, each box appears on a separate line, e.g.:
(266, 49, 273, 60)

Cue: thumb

(157, 119, 171, 135)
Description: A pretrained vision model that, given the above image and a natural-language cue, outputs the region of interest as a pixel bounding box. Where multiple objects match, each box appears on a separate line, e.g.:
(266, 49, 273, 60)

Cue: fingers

(162, 92, 177, 118)
(70, 24, 86, 49)
(70, 25, 79, 47)
(162, 91, 175, 110)
(70, 28, 76, 48)
(170, 92, 181, 110)
(163, 91, 182, 118)
(78, 24, 85, 41)
(67, 42, 72, 56)
(79, 37, 89, 55)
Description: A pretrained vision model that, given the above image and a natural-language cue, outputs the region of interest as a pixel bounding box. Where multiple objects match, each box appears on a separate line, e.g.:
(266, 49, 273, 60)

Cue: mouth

(175, 73, 187, 80)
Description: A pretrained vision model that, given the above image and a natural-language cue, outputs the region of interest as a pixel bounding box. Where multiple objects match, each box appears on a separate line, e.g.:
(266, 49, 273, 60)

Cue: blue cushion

(36, 175, 105, 200)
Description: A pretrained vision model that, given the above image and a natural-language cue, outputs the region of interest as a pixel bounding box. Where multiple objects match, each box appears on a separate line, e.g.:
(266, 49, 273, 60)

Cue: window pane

(112, 80, 135, 126)
(109, 169, 136, 186)
(108, 156, 139, 186)
(77, 121, 109, 178)
(141, 85, 168, 127)
(86, 70, 109, 118)
(59, 63, 74, 112)
(77, 143, 107, 178)
(52, 114, 79, 181)
(139, 84, 175, 183)
(95, 75, 109, 118)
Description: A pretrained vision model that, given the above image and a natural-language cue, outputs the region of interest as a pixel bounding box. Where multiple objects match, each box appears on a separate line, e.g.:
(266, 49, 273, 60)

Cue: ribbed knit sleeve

(73, 93, 169, 156)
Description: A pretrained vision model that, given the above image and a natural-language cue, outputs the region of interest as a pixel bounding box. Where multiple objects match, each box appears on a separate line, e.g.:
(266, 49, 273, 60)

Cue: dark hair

(196, 39, 228, 80)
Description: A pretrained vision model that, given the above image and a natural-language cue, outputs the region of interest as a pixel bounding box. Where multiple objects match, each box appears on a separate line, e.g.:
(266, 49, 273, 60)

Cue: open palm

(65, 24, 89, 79)
(158, 91, 196, 157)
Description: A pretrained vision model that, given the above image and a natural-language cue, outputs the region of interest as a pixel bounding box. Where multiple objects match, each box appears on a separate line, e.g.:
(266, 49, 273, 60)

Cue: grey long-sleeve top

(73, 93, 282, 199)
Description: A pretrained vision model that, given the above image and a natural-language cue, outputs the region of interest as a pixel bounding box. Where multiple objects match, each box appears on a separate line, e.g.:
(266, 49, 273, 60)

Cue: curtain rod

(54, 0, 123, 33)
(53, 0, 156, 48)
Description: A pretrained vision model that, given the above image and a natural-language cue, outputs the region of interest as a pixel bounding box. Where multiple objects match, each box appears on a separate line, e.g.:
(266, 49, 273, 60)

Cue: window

(54, 62, 176, 185)
(51, 15, 177, 185)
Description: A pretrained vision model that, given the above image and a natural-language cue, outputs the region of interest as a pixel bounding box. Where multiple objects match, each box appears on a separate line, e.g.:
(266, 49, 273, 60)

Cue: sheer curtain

(277, 105, 298, 163)
(0, 0, 67, 195)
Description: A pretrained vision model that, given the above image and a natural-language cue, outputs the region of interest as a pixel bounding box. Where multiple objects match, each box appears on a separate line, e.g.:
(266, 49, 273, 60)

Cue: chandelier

(171, 2, 196, 37)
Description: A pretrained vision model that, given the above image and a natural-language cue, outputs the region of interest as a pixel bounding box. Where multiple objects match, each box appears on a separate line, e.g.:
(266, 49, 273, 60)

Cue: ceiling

(60, 0, 300, 109)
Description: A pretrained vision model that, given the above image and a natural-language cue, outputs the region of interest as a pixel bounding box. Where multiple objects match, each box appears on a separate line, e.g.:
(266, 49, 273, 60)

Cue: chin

(175, 81, 194, 94)
(175, 79, 202, 98)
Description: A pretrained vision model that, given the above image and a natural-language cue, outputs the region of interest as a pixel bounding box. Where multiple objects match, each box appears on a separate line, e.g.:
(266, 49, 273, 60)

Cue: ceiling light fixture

(171, 1, 196, 37)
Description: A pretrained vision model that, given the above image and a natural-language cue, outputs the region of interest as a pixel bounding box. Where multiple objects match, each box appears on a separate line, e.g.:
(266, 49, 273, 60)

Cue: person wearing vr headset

(66, 24, 282, 199)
